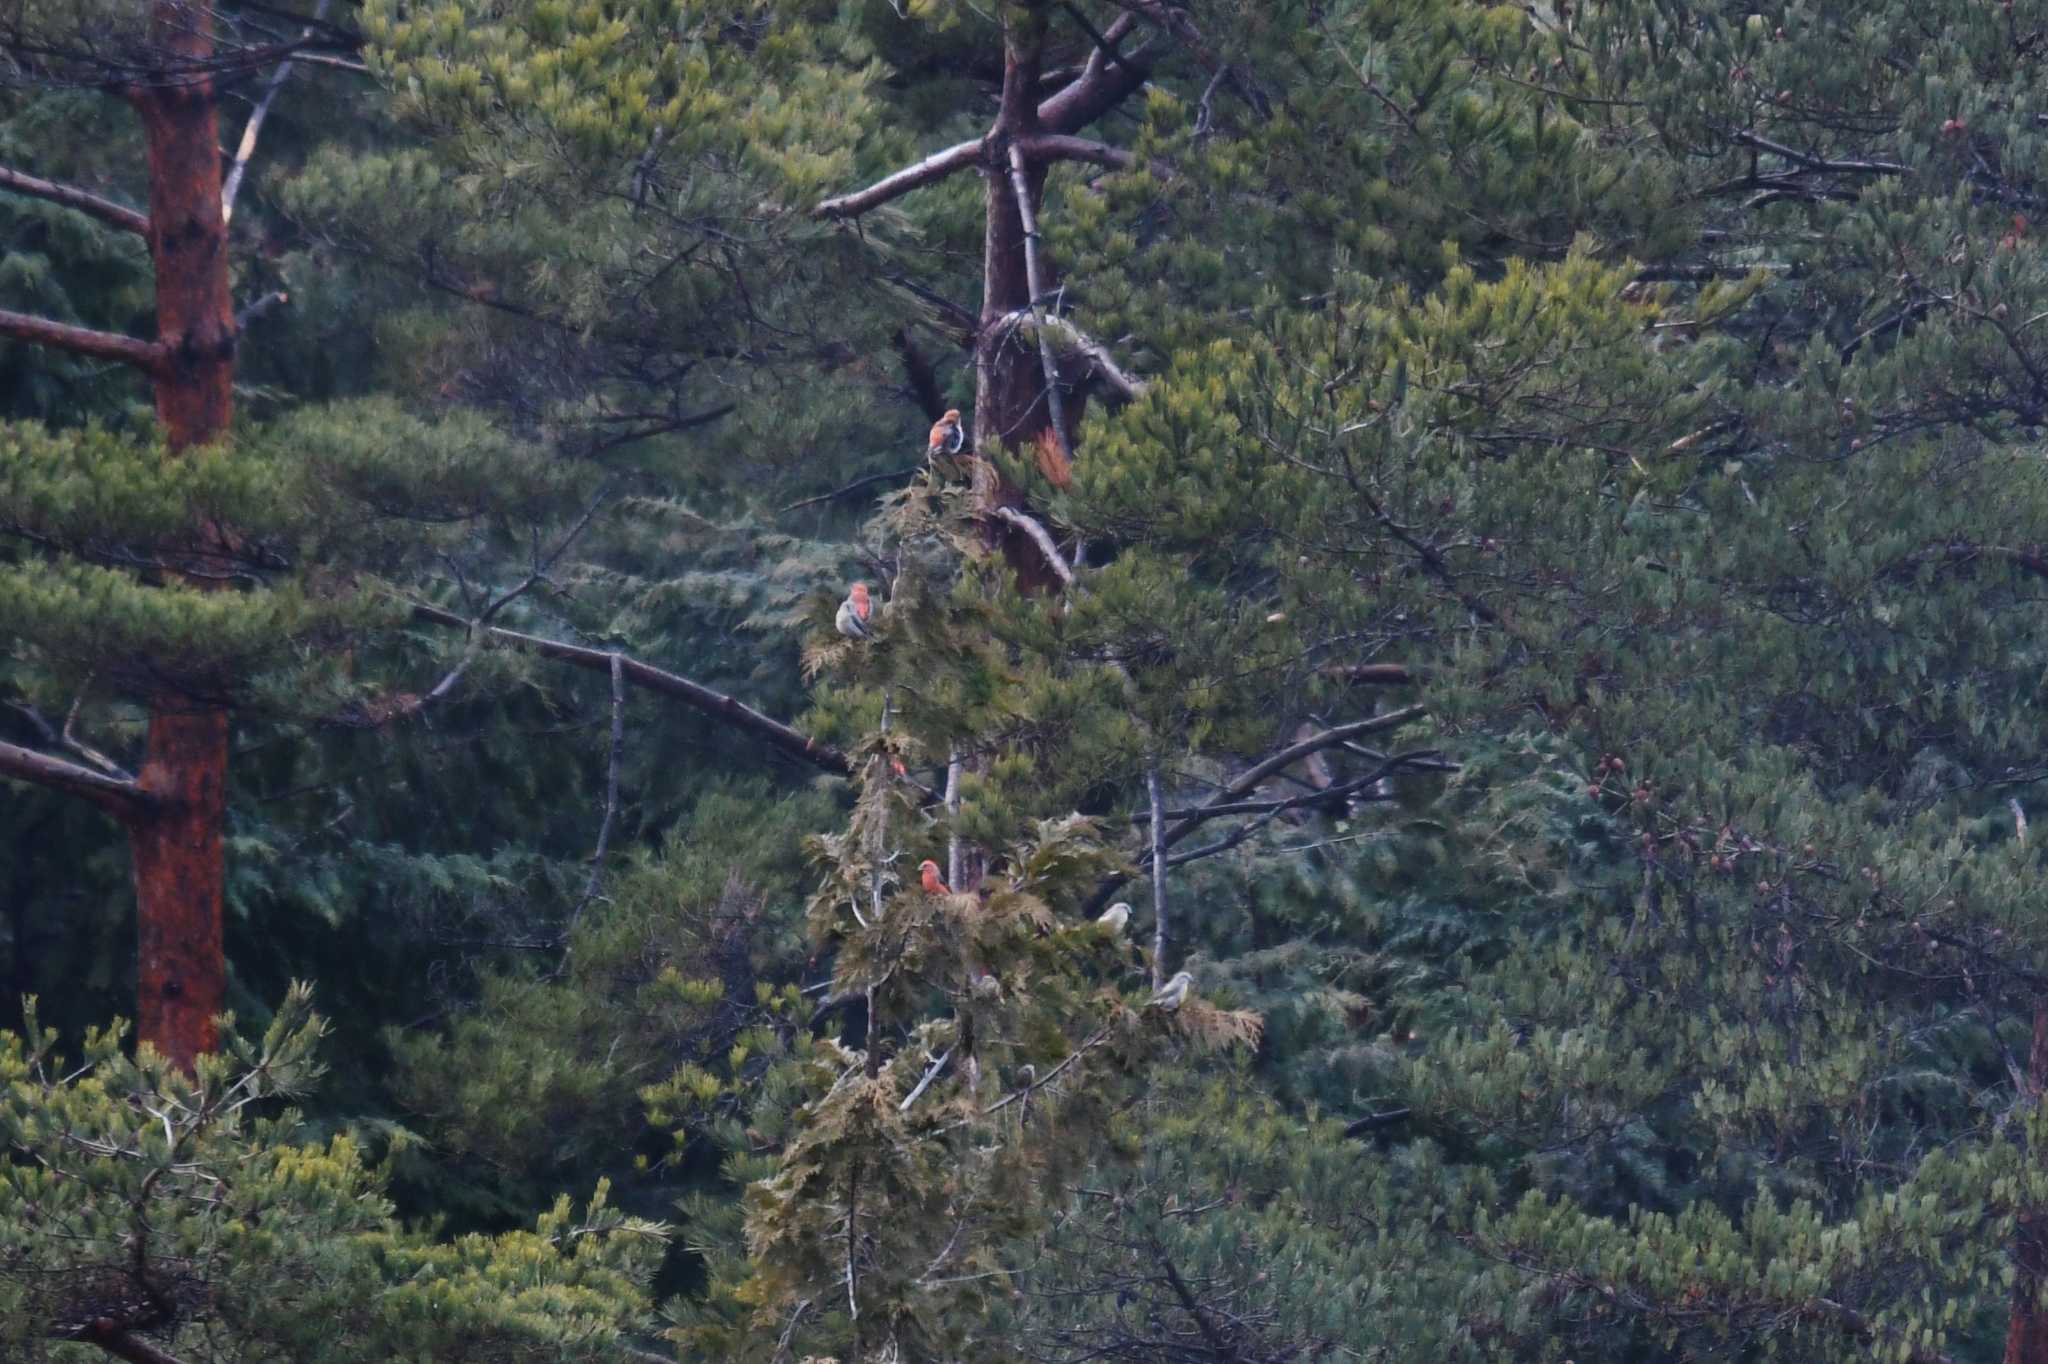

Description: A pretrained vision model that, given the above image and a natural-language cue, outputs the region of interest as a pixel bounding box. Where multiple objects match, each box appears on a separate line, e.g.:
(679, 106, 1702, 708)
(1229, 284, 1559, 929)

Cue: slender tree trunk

(123, 1, 239, 1072)
(2008, 1004, 2048, 1364)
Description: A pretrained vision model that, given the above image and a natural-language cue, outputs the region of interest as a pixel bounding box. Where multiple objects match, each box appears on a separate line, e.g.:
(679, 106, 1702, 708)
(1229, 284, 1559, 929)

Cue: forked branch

(0, 739, 153, 818)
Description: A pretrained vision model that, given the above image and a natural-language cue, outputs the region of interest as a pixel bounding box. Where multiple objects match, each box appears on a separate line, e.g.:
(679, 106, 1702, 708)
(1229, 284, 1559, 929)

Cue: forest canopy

(5, 1, 2048, 1361)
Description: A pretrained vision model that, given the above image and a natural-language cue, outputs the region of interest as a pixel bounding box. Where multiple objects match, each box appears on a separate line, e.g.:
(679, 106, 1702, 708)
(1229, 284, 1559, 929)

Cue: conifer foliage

(16, 1, 2048, 1362)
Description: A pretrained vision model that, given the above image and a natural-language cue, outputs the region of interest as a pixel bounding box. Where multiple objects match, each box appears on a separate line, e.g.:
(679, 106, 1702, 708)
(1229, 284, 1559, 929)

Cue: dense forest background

(7, 1, 2048, 1360)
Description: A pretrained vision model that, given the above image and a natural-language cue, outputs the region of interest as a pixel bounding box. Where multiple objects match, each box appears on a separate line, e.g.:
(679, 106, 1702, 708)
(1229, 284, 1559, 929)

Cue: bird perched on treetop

(1147, 970, 1193, 1011)
(1097, 902, 1131, 933)
(920, 859, 950, 895)
(835, 582, 873, 640)
(929, 409, 964, 456)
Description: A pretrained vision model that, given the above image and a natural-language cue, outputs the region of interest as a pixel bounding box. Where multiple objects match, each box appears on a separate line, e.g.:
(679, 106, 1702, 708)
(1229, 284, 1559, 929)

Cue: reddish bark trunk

(128, 707, 229, 1070)
(2008, 1004, 2048, 1364)
(121, 2, 237, 1072)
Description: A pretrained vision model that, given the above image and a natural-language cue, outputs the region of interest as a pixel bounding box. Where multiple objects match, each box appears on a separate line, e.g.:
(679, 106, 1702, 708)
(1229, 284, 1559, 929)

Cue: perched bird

(928, 409, 965, 456)
(1146, 970, 1193, 1011)
(920, 859, 950, 896)
(1097, 902, 1131, 933)
(834, 581, 873, 639)
(971, 968, 1003, 1000)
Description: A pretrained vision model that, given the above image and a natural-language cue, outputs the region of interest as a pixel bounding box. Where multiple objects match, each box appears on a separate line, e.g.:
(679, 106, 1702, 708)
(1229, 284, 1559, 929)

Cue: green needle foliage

(0, 985, 666, 1363)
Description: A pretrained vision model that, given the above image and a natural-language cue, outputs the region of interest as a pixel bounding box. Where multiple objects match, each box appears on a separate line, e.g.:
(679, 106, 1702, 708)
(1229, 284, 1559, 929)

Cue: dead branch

(898, 1045, 955, 1112)
(814, 138, 985, 220)
(1008, 140, 1074, 470)
(70, 1325, 192, 1364)
(0, 738, 154, 818)
(221, 0, 333, 223)
(1081, 708, 1430, 913)
(1015, 132, 1137, 170)
(990, 506, 1075, 588)
(409, 602, 851, 774)
(779, 466, 922, 515)
(1147, 764, 1168, 988)
(555, 651, 626, 970)
(0, 164, 148, 235)
(0, 308, 163, 372)
(995, 308, 1150, 401)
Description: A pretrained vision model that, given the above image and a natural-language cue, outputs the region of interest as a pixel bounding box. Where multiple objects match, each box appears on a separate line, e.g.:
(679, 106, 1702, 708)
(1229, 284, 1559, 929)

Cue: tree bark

(2007, 1003, 2048, 1364)
(123, 1, 239, 1072)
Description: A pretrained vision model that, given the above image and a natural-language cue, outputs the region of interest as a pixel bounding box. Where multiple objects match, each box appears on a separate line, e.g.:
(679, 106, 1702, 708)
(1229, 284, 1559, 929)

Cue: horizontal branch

(410, 603, 851, 775)
(0, 738, 153, 818)
(1889, 541, 2048, 583)
(0, 164, 148, 235)
(1322, 662, 1417, 686)
(814, 138, 984, 220)
(1015, 133, 1136, 170)
(0, 309, 163, 371)
(817, 20, 1154, 221)
(1728, 128, 1908, 177)
(1080, 706, 1430, 913)
(1162, 705, 1428, 847)
(72, 1326, 192, 1364)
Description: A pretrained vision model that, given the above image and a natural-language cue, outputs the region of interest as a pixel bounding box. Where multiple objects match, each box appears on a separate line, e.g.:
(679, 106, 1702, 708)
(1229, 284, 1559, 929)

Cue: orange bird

(835, 582, 873, 639)
(928, 409, 964, 455)
(919, 859, 950, 895)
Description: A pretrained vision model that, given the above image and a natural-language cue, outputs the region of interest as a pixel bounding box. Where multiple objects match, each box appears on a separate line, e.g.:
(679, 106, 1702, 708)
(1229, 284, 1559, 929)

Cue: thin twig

(555, 652, 626, 972)
(779, 465, 922, 515)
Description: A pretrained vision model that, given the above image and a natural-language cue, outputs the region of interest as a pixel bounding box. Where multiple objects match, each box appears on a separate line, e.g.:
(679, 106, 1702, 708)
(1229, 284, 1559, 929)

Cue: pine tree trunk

(122, 1, 238, 1072)
(2007, 1004, 2048, 1364)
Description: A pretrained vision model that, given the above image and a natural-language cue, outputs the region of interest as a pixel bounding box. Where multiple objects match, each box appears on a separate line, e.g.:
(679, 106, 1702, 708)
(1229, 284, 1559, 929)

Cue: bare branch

(1147, 764, 1168, 989)
(0, 738, 153, 818)
(990, 506, 1075, 588)
(235, 289, 290, 329)
(996, 308, 1150, 401)
(1015, 133, 1137, 170)
(779, 465, 922, 515)
(0, 163, 147, 235)
(0, 309, 163, 372)
(1008, 140, 1073, 474)
(1727, 128, 1909, 177)
(410, 602, 852, 774)
(1322, 662, 1417, 686)
(1040, 13, 1154, 134)
(70, 1326, 192, 1364)
(816, 18, 1153, 221)
(898, 1044, 955, 1112)
(1165, 707, 1429, 845)
(555, 651, 626, 970)
(814, 137, 985, 220)
(221, 0, 334, 223)
(1081, 707, 1430, 914)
